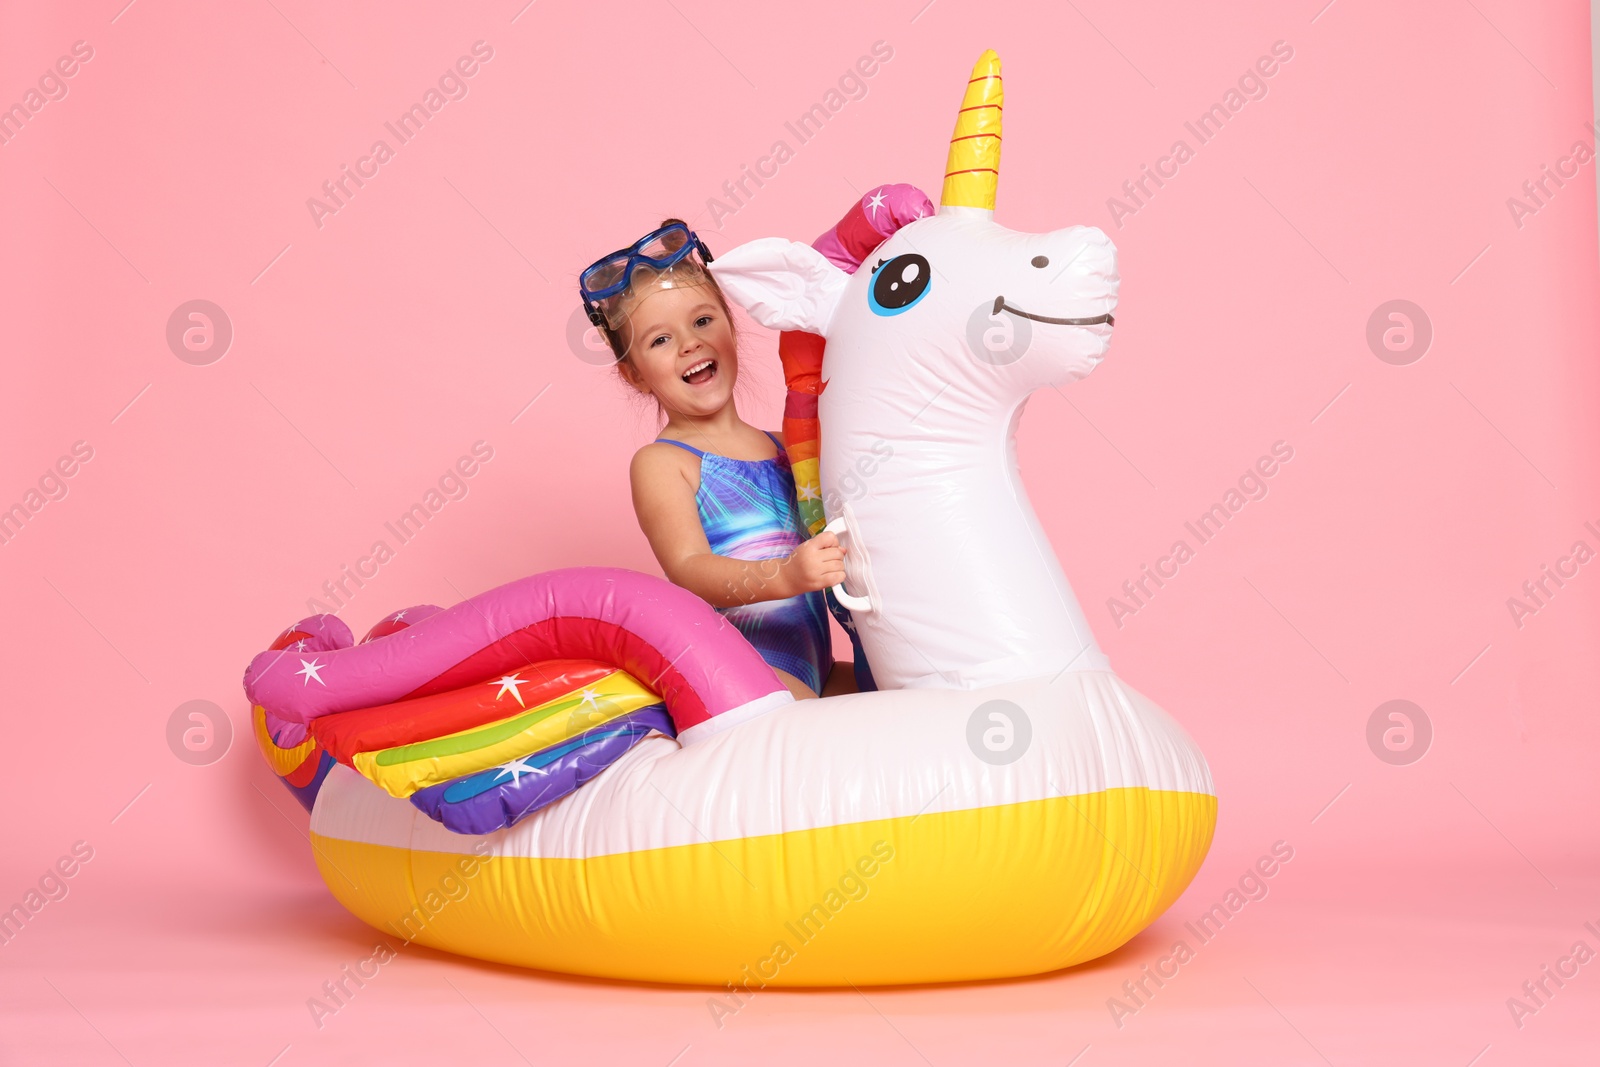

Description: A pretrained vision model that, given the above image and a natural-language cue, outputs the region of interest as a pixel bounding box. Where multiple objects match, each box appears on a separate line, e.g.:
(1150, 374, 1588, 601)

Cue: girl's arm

(630, 444, 842, 608)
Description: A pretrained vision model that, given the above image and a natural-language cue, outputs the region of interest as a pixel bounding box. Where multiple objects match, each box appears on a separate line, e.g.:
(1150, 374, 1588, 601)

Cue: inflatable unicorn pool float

(244, 51, 1216, 987)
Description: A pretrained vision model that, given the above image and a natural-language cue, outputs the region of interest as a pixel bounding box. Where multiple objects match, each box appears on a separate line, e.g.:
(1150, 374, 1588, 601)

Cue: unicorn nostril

(1031, 255, 1049, 268)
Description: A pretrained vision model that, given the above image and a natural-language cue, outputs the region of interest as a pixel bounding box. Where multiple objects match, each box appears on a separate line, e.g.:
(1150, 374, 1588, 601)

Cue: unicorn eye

(870, 258, 886, 275)
(868, 254, 932, 316)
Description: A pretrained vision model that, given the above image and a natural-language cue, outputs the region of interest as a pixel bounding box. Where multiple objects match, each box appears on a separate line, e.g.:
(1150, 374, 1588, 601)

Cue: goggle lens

(638, 228, 687, 260)
(581, 256, 630, 294)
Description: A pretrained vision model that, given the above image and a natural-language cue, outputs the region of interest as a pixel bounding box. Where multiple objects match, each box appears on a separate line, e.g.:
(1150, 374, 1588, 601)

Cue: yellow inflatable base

(313, 786, 1215, 987)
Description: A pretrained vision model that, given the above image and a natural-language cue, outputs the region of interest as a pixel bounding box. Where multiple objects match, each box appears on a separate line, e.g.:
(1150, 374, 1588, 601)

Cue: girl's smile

(680, 358, 717, 386)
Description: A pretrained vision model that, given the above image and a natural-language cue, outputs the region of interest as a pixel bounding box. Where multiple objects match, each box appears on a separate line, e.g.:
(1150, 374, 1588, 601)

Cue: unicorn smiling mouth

(993, 296, 1114, 327)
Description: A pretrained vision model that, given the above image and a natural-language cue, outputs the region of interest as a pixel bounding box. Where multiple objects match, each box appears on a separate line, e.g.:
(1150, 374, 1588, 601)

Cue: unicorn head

(712, 51, 1121, 691)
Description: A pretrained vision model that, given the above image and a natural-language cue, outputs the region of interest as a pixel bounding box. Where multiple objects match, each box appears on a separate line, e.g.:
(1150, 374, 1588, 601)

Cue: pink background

(3, 0, 1598, 1063)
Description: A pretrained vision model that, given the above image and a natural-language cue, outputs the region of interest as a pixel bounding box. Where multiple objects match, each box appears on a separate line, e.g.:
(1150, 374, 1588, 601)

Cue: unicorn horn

(939, 50, 1002, 216)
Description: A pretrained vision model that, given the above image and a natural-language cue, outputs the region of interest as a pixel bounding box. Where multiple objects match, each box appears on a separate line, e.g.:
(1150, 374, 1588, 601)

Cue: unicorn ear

(708, 238, 850, 335)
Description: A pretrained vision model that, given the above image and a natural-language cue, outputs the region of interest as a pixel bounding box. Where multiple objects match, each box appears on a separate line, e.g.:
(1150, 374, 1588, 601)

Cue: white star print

(797, 481, 820, 501)
(578, 687, 601, 709)
(490, 674, 529, 706)
(296, 658, 327, 686)
(866, 191, 887, 219)
(494, 757, 538, 784)
(290, 639, 309, 652)
(390, 609, 408, 621)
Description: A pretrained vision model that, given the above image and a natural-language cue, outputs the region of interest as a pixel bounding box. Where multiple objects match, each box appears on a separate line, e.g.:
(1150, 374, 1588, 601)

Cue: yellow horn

(940, 50, 1002, 212)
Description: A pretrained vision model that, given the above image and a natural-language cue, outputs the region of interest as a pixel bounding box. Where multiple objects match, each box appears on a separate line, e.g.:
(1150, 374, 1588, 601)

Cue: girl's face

(616, 283, 738, 418)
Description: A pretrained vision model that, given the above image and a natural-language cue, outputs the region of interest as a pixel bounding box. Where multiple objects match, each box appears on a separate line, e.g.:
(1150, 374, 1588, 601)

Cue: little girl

(579, 219, 855, 701)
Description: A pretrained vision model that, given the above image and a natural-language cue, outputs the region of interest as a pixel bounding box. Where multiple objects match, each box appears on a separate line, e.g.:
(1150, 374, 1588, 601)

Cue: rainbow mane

(780, 183, 933, 534)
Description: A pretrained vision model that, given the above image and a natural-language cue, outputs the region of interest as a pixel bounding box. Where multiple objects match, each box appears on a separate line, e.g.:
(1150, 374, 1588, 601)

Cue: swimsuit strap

(654, 432, 784, 460)
(654, 437, 706, 458)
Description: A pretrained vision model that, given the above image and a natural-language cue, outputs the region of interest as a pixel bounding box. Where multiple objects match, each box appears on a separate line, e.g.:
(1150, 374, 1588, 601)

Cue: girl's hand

(781, 532, 846, 597)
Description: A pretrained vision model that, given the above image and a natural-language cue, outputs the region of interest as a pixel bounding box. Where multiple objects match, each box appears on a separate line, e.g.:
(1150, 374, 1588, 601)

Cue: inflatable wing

(246, 569, 792, 832)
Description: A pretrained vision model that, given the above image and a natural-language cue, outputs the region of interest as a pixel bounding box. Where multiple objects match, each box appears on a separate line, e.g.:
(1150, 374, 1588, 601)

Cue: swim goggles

(579, 222, 716, 331)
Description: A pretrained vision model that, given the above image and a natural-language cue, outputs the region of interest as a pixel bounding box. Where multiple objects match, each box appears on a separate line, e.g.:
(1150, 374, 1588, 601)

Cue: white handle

(823, 517, 872, 613)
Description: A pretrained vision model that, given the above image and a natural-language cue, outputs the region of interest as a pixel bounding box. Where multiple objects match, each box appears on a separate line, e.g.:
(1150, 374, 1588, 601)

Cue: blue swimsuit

(656, 431, 832, 695)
